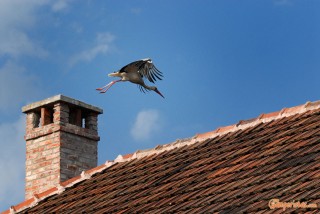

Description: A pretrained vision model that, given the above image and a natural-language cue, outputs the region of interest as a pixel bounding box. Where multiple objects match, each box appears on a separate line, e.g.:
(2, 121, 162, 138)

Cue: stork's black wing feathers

(138, 60, 163, 83)
(138, 85, 150, 93)
(150, 66, 163, 79)
(119, 60, 140, 73)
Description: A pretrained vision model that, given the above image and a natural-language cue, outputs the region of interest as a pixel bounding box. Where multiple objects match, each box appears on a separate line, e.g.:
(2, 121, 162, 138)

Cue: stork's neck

(142, 84, 156, 91)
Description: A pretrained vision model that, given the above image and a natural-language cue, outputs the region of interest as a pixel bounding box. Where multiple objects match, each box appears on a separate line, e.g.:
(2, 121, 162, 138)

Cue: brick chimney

(22, 95, 103, 199)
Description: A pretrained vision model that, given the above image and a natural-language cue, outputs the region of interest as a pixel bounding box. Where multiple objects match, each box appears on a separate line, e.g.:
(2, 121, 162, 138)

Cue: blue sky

(0, 0, 319, 210)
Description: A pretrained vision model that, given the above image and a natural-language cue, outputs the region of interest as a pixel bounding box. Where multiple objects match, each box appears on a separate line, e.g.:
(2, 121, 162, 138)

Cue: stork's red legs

(96, 80, 122, 93)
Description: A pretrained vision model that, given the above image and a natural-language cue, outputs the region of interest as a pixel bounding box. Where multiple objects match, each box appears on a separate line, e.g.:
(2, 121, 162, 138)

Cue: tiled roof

(3, 101, 320, 213)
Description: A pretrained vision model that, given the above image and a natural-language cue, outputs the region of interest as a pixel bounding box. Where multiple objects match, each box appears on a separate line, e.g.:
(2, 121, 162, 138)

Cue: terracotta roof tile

(3, 100, 320, 213)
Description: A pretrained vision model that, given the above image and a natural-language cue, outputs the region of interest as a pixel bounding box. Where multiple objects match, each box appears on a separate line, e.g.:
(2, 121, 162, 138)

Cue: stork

(96, 58, 164, 98)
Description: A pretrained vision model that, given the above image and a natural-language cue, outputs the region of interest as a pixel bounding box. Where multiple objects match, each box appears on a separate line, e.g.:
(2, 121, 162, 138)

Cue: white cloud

(131, 109, 162, 141)
(0, 29, 48, 58)
(0, 116, 26, 210)
(0, 0, 76, 58)
(0, 62, 42, 112)
(68, 32, 116, 67)
(51, 0, 73, 12)
(130, 7, 142, 15)
(71, 22, 84, 34)
(0, 0, 49, 58)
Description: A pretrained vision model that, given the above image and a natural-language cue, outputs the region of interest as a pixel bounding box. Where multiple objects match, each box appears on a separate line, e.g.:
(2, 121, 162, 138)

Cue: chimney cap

(22, 94, 103, 114)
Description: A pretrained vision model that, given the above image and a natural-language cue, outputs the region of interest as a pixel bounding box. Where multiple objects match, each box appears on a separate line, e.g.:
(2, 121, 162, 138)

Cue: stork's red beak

(155, 88, 165, 98)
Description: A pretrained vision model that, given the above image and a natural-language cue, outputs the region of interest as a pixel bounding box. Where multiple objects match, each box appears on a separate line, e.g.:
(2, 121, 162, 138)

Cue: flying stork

(96, 58, 164, 98)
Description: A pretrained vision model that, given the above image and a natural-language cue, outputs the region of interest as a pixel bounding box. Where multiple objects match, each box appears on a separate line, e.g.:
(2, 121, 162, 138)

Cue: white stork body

(120, 71, 143, 84)
(96, 58, 164, 98)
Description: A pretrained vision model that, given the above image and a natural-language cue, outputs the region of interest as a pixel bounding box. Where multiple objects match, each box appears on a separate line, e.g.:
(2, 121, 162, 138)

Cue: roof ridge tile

(56, 183, 65, 194)
(81, 171, 91, 180)
(9, 207, 15, 214)
(32, 194, 40, 204)
(305, 100, 320, 110)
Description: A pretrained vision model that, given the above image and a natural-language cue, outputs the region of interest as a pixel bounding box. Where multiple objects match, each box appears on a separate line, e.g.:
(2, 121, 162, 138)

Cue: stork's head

(108, 71, 122, 77)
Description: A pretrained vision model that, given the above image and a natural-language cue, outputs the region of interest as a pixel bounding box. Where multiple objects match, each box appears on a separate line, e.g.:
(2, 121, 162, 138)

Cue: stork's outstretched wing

(118, 58, 163, 83)
(138, 59, 163, 83)
(119, 60, 142, 73)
